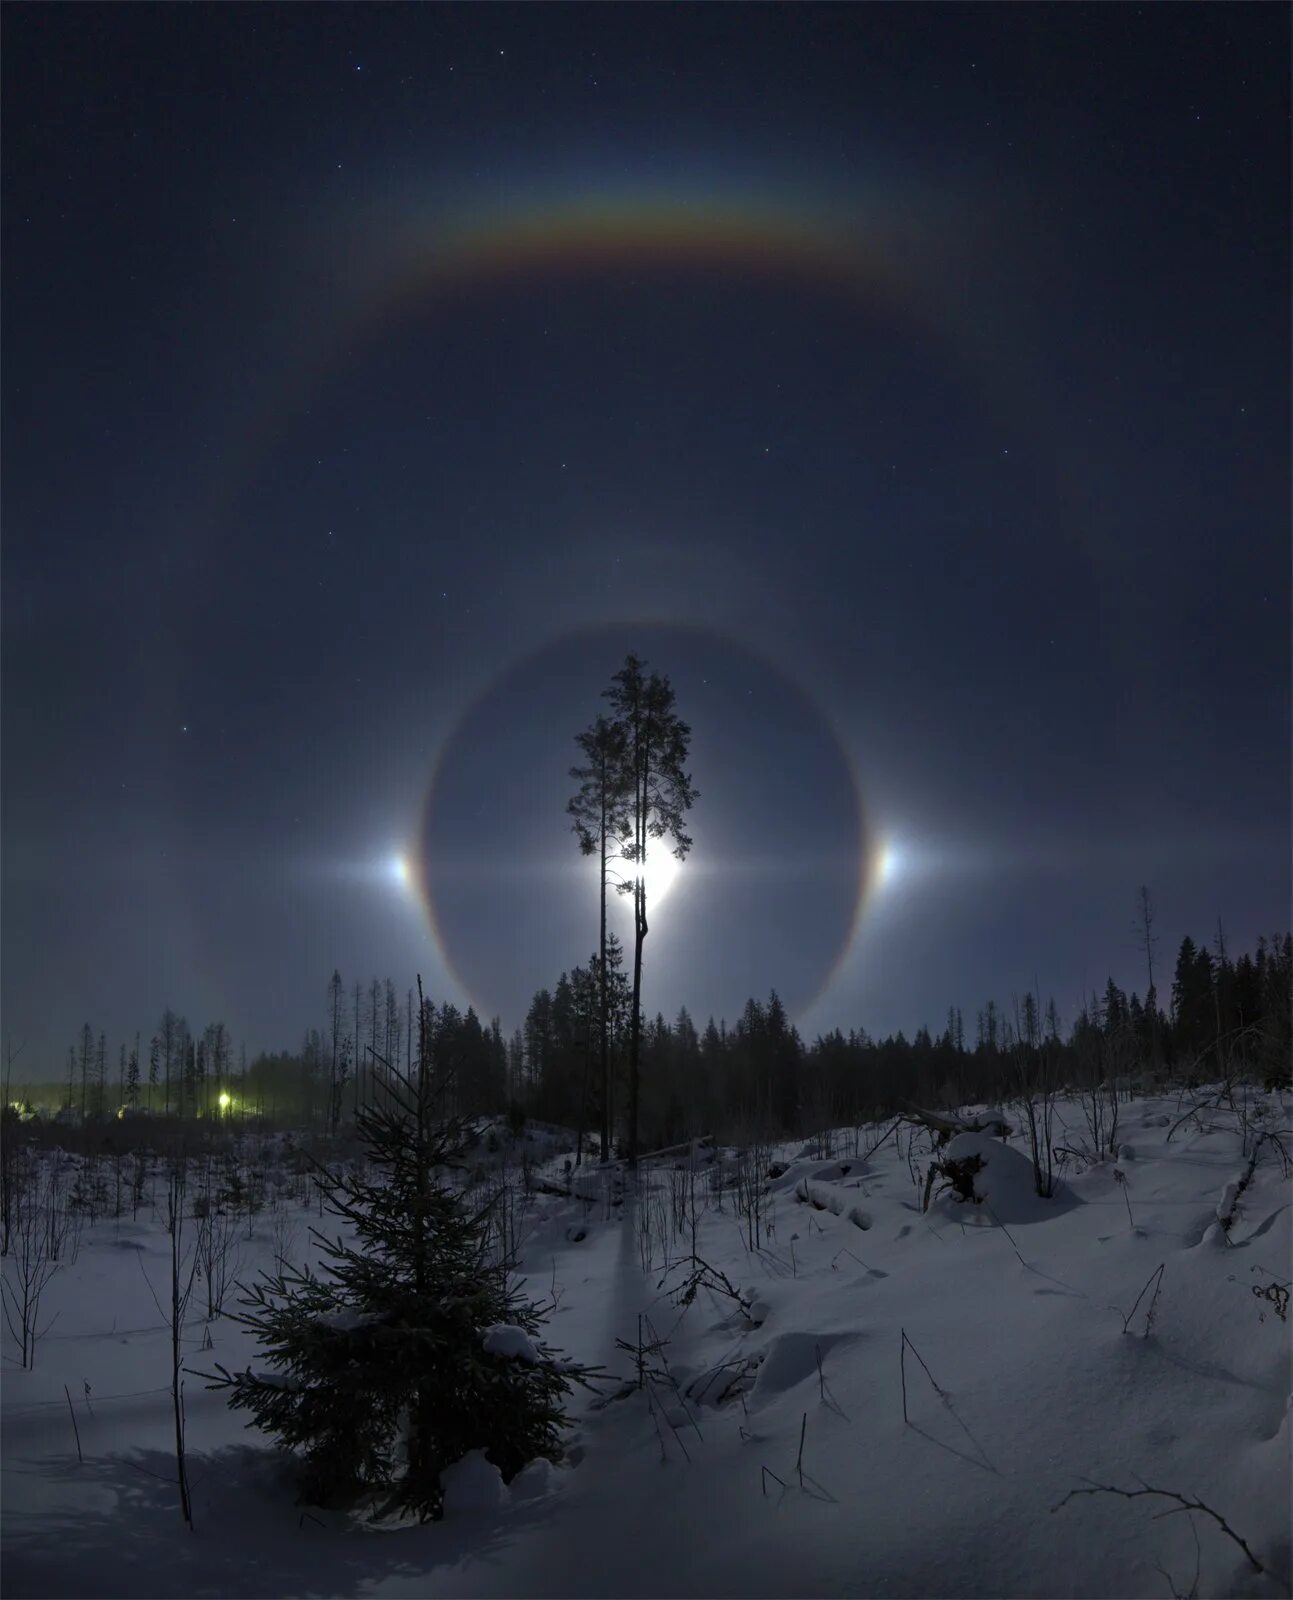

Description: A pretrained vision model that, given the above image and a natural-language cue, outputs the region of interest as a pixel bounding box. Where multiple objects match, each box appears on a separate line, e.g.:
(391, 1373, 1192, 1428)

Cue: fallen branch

(1052, 1480, 1270, 1578)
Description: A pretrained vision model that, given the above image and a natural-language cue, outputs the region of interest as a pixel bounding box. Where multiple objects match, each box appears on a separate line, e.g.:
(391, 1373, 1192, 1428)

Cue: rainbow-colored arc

(359, 189, 925, 327)
(223, 179, 947, 524)
(196, 181, 956, 1023)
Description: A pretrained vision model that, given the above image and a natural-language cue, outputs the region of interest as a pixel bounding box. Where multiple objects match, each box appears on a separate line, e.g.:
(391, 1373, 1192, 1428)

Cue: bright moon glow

(217, 1091, 232, 1109)
(606, 840, 682, 911)
(388, 854, 410, 888)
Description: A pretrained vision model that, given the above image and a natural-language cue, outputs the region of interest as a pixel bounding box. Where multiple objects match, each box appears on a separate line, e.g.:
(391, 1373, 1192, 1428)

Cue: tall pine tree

(568, 714, 631, 1161)
(603, 654, 697, 1166)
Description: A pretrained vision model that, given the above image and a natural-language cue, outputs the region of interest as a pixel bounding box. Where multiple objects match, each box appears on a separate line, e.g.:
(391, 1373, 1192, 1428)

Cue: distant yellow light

(218, 1092, 232, 1110)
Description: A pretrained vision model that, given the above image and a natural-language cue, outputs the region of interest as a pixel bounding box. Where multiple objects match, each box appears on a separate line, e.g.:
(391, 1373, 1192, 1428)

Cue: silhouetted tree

(1172, 936, 1215, 1062)
(76, 1024, 93, 1121)
(603, 654, 697, 1166)
(125, 1036, 141, 1109)
(159, 1009, 183, 1118)
(327, 970, 344, 1134)
(568, 714, 631, 1161)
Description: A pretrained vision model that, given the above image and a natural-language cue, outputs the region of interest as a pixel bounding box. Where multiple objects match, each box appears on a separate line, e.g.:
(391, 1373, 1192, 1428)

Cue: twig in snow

(761, 1464, 786, 1497)
(861, 1117, 904, 1163)
(1113, 1167, 1135, 1231)
(899, 1327, 944, 1423)
(644, 1312, 703, 1443)
(982, 1201, 1028, 1267)
(796, 1410, 807, 1486)
(1052, 1480, 1271, 1578)
(63, 1384, 83, 1464)
(1154, 1512, 1202, 1600)
(830, 1247, 872, 1273)
(1117, 1262, 1166, 1337)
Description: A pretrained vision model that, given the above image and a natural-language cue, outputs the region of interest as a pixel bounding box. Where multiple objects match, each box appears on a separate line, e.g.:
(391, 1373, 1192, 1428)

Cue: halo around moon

(411, 625, 874, 1026)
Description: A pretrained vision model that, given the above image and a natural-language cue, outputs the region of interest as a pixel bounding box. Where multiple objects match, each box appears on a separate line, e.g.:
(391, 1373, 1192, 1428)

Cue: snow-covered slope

(3, 1090, 1290, 1598)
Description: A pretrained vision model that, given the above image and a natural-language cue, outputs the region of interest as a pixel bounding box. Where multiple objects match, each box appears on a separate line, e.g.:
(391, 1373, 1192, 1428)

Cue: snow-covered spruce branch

(1051, 1480, 1273, 1580)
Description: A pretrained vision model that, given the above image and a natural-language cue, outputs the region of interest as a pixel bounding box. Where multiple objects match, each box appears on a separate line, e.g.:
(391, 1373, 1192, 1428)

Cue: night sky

(3, 5, 1288, 1070)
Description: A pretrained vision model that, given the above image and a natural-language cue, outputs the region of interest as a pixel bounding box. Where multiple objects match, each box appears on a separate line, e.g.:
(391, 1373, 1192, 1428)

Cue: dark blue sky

(3, 4, 1288, 1068)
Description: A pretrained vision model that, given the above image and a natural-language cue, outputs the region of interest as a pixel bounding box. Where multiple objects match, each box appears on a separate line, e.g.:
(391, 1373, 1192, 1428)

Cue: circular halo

(411, 623, 875, 1026)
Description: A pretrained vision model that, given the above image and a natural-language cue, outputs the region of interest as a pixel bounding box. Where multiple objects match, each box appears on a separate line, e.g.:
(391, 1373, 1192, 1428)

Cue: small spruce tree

(206, 983, 597, 1520)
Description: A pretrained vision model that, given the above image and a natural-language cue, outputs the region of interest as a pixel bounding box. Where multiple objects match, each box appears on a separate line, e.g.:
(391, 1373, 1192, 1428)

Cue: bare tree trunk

(628, 862, 647, 1168)
(168, 1171, 195, 1530)
(598, 767, 610, 1163)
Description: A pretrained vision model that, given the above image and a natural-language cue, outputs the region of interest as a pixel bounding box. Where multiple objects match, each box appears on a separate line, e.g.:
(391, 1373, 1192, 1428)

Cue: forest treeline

(12, 923, 1291, 1151)
(9, 658, 1288, 1151)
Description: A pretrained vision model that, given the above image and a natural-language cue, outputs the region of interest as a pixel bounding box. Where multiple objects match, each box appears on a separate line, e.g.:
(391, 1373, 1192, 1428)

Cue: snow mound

(807, 1160, 864, 1184)
(482, 1324, 541, 1363)
(440, 1450, 505, 1515)
(935, 1131, 1079, 1224)
(751, 1329, 861, 1403)
(794, 1176, 872, 1226)
(509, 1457, 560, 1500)
(969, 1106, 1012, 1135)
(1216, 1179, 1241, 1223)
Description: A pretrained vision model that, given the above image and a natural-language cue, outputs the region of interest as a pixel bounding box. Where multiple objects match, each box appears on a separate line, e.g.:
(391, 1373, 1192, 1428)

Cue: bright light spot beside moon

(388, 854, 410, 888)
(875, 841, 903, 888)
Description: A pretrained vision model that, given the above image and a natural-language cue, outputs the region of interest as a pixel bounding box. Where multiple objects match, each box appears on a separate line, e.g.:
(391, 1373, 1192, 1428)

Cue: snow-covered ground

(4, 1090, 1290, 1598)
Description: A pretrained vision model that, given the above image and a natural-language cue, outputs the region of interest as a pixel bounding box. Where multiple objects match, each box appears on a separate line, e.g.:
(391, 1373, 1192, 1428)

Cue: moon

(601, 838, 683, 916)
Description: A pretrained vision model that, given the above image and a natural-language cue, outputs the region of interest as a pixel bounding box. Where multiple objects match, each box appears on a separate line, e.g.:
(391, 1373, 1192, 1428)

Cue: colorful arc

(200, 186, 954, 1018)
(228, 185, 943, 488)
(361, 191, 926, 327)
